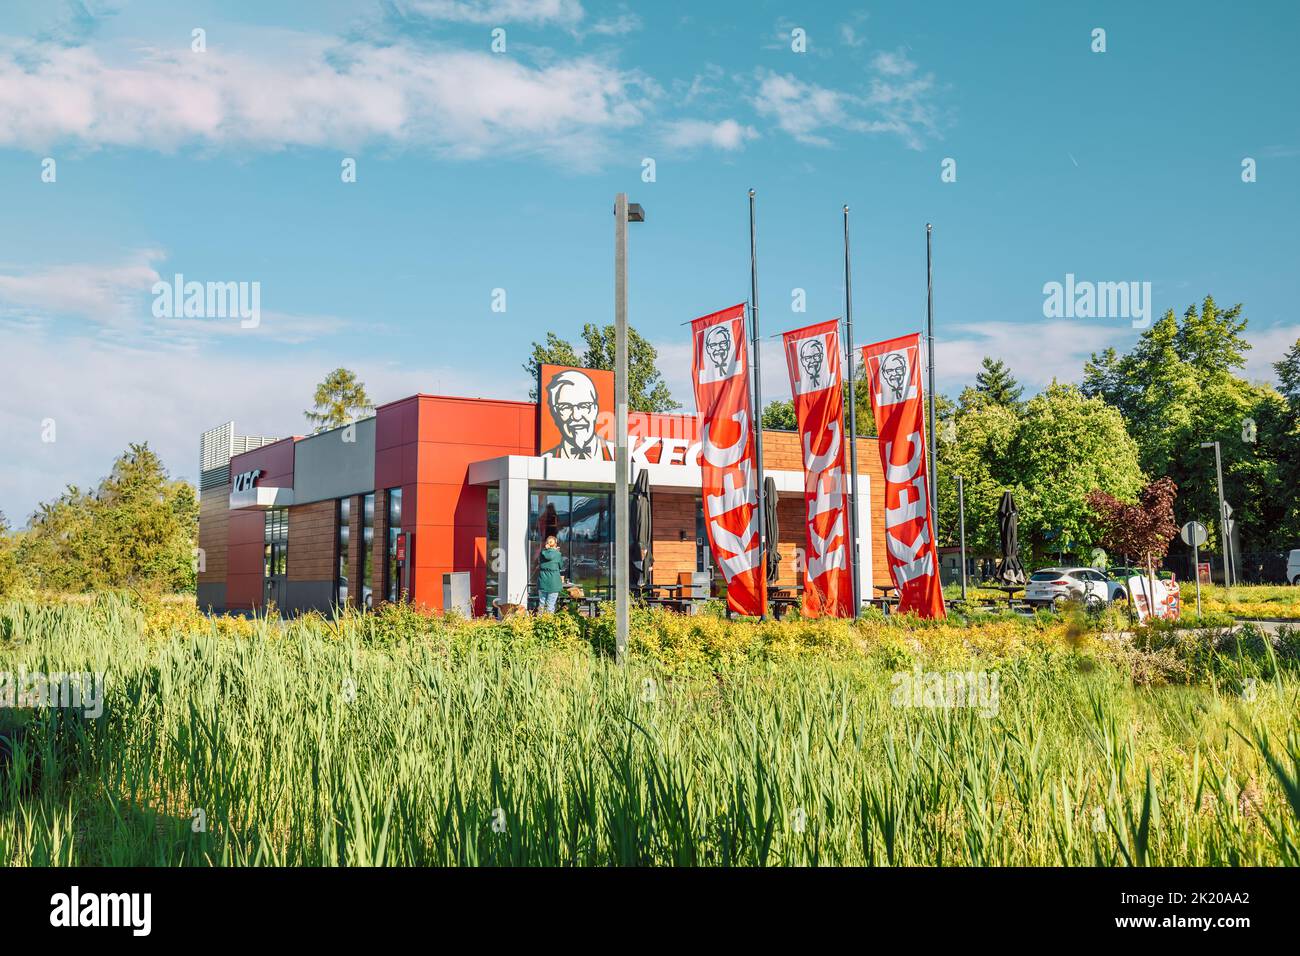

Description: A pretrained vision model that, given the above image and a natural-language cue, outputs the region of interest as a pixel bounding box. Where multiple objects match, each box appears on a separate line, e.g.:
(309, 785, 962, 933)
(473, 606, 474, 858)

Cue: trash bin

(442, 572, 472, 617)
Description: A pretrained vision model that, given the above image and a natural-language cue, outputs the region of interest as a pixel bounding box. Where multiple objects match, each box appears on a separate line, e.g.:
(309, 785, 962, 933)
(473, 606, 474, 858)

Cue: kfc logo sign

(232, 469, 261, 492)
(873, 346, 918, 406)
(792, 333, 837, 395)
(696, 318, 743, 384)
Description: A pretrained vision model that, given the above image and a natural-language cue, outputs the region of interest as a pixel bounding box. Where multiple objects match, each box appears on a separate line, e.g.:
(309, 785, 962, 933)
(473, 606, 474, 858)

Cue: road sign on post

(1181, 521, 1207, 619)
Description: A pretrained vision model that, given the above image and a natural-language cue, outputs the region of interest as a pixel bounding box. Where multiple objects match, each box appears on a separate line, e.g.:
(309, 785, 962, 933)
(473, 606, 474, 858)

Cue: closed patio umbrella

(764, 476, 781, 585)
(996, 491, 1026, 586)
(630, 468, 653, 595)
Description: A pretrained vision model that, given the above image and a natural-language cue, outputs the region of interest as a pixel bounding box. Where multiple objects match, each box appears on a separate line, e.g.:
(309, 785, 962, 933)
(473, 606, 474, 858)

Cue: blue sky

(1, 0, 1297, 521)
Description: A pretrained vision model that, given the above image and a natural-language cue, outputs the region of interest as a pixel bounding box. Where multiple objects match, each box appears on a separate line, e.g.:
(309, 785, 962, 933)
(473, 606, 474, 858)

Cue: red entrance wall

(226, 437, 297, 612)
(379, 395, 536, 613)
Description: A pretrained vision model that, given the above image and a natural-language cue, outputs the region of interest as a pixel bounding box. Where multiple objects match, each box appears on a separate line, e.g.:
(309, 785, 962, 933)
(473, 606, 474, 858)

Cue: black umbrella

(763, 476, 781, 585)
(630, 468, 653, 594)
(996, 491, 1026, 586)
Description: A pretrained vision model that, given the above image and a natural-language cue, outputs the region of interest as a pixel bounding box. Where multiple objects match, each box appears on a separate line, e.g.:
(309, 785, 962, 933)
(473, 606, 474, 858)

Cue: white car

(1289, 549, 1300, 585)
(1023, 567, 1115, 609)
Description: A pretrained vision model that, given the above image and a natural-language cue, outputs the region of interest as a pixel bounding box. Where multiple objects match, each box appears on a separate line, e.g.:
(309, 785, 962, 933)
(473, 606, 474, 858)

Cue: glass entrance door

(528, 489, 613, 604)
(264, 507, 288, 612)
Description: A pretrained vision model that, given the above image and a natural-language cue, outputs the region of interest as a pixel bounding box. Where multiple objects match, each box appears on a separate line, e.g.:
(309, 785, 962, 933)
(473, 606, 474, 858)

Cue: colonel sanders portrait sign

(538, 365, 614, 460)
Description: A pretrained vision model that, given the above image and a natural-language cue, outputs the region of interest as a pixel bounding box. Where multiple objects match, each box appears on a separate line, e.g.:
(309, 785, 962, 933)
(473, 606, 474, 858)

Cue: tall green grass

(0, 597, 1296, 865)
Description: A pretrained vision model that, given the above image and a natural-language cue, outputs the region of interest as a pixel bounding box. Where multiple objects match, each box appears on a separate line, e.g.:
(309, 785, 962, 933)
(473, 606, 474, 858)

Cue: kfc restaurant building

(196, 364, 892, 616)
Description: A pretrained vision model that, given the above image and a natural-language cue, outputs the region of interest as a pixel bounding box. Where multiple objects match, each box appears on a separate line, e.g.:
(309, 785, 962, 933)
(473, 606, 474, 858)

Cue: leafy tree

(934, 399, 1021, 553)
(937, 382, 1144, 561)
(524, 324, 680, 412)
(973, 357, 1023, 409)
(761, 399, 796, 430)
(1012, 384, 1146, 560)
(1271, 338, 1300, 546)
(1087, 477, 1180, 599)
(1082, 296, 1286, 555)
(1276, 337, 1300, 405)
(306, 368, 375, 433)
(16, 444, 197, 594)
(0, 513, 24, 599)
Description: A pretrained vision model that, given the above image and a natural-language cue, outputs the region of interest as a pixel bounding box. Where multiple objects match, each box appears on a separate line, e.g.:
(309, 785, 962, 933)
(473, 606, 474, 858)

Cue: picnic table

(769, 586, 803, 619)
(872, 584, 899, 614)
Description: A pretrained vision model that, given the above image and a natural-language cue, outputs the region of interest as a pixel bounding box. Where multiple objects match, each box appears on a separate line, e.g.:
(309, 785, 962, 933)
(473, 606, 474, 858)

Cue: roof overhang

(467, 455, 819, 493)
(229, 485, 295, 510)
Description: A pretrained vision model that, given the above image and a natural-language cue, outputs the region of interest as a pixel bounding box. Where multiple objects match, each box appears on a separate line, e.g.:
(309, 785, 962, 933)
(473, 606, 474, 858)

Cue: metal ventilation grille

(199, 422, 279, 490)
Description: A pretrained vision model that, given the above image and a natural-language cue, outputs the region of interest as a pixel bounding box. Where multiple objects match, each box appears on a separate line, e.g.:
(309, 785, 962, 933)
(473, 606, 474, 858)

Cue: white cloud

(0, 253, 349, 344)
(840, 24, 866, 48)
(936, 318, 1299, 395)
(0, 331, 487, 522)
(0, 37, 651, 163)
(1242, 322, 1300, 385)
(871, 49, 914, 76)
(752, 56, 941, 150)
(935, 320, 1133, 393)
(663, 118, 757, 152)
(0, 251, 161, 327)
(588, 13, 642, 36)
(393, 0, 585, 27)
(752, 72, 856, 147)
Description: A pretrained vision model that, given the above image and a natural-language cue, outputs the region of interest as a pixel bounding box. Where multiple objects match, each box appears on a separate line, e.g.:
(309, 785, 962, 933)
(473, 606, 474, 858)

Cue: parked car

(1024, 567, 1117, 609)
(1289, 549, 1300, 585)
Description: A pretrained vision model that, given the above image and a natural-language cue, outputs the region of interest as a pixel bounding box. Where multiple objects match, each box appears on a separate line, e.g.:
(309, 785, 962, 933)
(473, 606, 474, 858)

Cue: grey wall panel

(196, 583, 226, 614)
(283, 580, 336, 617)
(292, 417, 376, 504)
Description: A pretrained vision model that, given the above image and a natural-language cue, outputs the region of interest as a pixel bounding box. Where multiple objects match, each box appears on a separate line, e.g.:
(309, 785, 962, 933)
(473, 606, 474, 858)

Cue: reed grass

(0, 596, 1296, 866)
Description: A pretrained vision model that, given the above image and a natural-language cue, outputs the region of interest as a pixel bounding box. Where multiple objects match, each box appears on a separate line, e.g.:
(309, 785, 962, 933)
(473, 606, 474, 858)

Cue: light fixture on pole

(1199, 440, 1233, 587)
(614, 194, 644, 663)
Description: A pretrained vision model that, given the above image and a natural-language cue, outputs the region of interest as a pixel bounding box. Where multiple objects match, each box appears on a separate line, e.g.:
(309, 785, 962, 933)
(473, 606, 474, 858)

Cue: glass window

(486, 486, 500, 608)
(361, 493, 375, 609)
(264, 508, 288, 578)
(335, 497, 350, 609)
(386, 487, 404, 603)
(527, 489, 614, 605)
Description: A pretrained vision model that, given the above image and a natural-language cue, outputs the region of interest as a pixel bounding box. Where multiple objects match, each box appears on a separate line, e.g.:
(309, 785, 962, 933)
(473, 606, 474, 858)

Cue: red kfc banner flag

(783, 320, 854, 618)
(691, 303, 767, 617)
(861, 333, 946, 619)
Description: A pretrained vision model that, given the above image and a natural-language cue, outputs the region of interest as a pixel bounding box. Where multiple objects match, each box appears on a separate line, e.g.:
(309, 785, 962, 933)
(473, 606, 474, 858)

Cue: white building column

(498, 475, 530, 607)
(856, 473, 873, 603)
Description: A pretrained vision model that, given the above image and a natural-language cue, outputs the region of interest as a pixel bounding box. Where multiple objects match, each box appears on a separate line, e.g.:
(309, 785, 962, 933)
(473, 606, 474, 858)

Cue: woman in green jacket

(537, 536, 564, 613)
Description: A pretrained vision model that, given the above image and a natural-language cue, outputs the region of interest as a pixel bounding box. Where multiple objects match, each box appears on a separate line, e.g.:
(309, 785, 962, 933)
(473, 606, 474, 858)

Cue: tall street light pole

(1200, 440, 1233, 587)
(925, 224, 938, 520)
(614, 194, 645, 662)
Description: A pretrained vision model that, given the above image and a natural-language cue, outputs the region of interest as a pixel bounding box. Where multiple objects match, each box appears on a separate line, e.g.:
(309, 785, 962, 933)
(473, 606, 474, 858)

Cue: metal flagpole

(957, 475, 968, 601)
(926, 223, 938, 521)
(749, 188, 767, 621)
(614, 193, 630, 662)
(843, 205, 862, 618)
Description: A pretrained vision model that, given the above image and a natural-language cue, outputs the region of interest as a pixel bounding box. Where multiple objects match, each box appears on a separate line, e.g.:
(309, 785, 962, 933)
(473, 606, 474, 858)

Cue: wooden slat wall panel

(198, 485, 229, 582)
(288, 500, 336, 581)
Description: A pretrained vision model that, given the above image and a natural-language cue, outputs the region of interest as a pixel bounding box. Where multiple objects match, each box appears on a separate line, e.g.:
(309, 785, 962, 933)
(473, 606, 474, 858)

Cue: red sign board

(395, 535, 406, 563)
